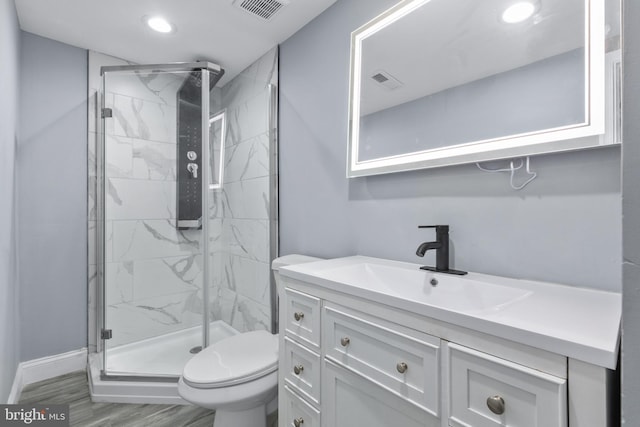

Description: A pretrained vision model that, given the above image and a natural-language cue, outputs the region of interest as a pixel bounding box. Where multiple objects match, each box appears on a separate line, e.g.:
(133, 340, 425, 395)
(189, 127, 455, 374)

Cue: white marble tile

(208, 218, 224, 253)
(88, 131, 98, 179)
(210, 254, 271, 306)
(209, 286, 237, 326)
(112, 219, 201, 262)
(231, 295, 270, 333)
(105, 221, 113, 263)
(88, 176, 97, 221)
(106, 291, 203, 348)
(88, 221, 97, 266)
(105, 178, 175, 220)
(132, 139, 177, 180)
(213, 219, 270, 263)
(106, 262, 134, 305)
(221, 47, 278, 111)
(111, 94, 177, 144)
(89, 220, 113, 265)
(105, 134, 134, 178)
(224, 133, 270, 183)
(221, 177, 270, 220)
(133, 255, 202, 301)
(225, 91, 269, 147)
(208, 191, 226, 220)
(107, 69, 184, 105)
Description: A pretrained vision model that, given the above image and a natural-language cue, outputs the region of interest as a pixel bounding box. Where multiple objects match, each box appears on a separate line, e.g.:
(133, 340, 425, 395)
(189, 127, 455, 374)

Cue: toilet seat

(182, 330, 278, 389)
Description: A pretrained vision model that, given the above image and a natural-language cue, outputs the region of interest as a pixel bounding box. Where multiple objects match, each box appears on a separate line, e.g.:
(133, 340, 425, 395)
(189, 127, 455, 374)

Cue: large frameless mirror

(348, 0, 617, 177)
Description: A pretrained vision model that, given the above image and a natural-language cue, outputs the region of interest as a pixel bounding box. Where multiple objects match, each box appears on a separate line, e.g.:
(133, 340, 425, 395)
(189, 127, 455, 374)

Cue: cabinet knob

(293, 365, 304, 375)
(340, 337, 351, 347)
(486, 395, 505, 415)
(293, 418, 304, 427)
(396, 362, 408, 373)
(294, 312, 304, 321)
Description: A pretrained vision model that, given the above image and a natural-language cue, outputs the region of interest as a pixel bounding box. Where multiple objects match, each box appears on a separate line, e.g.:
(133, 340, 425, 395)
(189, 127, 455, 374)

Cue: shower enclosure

(94, 53, 279, 384)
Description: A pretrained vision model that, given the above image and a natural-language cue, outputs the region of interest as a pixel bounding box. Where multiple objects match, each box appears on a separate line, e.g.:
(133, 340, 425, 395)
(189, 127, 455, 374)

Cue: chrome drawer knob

(293, 418, 304, 427)
(293, 365, 304, 375)
(294, 312, 304, 321)
(486, 395, 505, 415)
(396, 362, 408, 373)
(340, 337, 351, 347)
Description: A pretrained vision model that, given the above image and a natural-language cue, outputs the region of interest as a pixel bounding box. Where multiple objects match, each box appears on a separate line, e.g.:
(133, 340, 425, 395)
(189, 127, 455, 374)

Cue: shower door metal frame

(97, 62, 219, 381)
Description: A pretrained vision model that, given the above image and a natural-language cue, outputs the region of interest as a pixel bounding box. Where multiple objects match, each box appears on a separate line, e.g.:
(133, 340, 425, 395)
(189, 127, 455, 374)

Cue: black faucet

(416, 225, 467, 275)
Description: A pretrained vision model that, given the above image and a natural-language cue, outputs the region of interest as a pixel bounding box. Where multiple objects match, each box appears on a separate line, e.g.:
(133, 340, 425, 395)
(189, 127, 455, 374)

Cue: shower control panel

(176, 71, 204, 230)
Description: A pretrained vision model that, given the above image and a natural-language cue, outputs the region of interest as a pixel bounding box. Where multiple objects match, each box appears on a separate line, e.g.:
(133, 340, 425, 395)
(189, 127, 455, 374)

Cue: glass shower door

(100, 67, 213, 378)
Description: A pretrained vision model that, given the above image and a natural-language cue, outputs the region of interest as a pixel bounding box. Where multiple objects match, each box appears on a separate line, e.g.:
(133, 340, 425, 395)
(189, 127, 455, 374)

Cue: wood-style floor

(18, 371, 278, 427)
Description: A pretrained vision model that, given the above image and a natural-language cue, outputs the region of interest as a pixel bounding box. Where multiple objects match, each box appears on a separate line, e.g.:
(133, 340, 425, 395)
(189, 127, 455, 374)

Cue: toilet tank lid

(272, 255, 323, 271)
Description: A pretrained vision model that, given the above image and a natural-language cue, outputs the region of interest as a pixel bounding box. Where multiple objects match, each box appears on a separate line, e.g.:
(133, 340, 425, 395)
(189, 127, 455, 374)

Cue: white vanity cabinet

(277, 258, 618, 427)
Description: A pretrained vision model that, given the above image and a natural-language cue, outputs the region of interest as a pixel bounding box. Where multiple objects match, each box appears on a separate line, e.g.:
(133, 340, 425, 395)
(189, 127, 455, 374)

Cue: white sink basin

(280, 255, 621, 369)
(315, 261, 532, 314)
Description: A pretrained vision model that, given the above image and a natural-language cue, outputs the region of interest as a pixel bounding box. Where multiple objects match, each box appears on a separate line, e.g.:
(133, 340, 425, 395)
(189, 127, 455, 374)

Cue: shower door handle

(187, 163, 199, 178)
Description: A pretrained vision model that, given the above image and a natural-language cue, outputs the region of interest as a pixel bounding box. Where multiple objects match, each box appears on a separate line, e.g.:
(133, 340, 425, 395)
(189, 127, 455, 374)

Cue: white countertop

(280, 255, 621, 370)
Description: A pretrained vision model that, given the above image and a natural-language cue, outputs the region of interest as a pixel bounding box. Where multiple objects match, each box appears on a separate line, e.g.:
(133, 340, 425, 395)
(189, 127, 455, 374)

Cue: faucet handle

(418, 225, 448, 229)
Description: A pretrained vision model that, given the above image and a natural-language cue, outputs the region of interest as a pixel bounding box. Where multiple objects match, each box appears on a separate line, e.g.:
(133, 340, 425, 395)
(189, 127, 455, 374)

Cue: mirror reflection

(348, 0, 616, 177)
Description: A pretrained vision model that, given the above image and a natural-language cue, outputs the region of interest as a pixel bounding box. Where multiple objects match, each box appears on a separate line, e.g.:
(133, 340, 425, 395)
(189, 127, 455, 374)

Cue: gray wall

(279, 0, 621, 292)
(622, 0, 640, 422)
(0, 0, 20, 403)
(18, 32, 88, 361)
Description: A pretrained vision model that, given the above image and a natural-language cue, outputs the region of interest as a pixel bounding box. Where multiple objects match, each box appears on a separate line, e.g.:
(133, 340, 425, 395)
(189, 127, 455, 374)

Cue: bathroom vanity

(276, 256, 620, 427)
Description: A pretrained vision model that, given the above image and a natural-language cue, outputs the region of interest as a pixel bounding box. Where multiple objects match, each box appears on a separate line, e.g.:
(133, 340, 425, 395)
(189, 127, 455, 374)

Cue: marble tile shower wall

(208, 47, 278, 334)
(88, 52, 204, 349)
(87, 48, 278, 353)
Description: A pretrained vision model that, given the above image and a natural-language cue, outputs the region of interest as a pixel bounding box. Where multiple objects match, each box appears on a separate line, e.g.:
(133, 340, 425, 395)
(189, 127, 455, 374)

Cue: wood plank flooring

(18, 371, 278, 427)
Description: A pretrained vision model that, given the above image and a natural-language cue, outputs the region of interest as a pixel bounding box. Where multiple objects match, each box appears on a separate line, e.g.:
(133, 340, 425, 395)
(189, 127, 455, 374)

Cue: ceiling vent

(233, 0, 289, 21)
(371, 70, 403, 90)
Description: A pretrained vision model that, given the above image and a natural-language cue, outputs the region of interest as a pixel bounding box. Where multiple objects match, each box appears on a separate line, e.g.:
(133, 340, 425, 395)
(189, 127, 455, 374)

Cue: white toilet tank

(272, 254, 322, 294)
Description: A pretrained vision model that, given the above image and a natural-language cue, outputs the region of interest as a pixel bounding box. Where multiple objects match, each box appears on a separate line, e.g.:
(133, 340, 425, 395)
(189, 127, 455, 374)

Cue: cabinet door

(323, 359, 439, 427)
(283, 385, 320, 427)
(447, 342, 567, 427)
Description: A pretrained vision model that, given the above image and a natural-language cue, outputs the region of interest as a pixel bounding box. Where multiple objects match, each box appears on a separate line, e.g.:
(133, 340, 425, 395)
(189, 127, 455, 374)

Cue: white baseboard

(7, 348, 88, 404)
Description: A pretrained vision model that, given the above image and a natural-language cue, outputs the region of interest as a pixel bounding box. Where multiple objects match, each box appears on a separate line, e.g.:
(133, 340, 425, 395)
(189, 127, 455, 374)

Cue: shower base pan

(89, 320, 238, 404)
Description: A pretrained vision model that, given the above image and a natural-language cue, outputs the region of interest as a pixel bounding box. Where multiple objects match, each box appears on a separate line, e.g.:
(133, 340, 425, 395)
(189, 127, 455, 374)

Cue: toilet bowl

(178, 254, 322, 427)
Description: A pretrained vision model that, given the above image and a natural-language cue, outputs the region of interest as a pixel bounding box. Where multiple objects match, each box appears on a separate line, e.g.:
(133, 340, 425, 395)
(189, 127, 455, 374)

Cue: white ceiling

(15, 0, 337, 85)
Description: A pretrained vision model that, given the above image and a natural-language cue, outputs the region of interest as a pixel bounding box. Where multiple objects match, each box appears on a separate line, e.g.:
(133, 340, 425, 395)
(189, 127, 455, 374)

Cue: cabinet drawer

(323, 359, 439, 427)
(283, 385, 320, 427)
(284, 337, 321, 405)
(323, 304, 440, 416)
(448, 342, 567, 427)
(284, 288, 321, 351)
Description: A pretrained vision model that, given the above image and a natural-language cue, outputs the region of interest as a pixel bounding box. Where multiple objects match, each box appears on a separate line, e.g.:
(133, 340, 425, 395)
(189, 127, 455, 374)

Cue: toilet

(178, 254, 322, 427)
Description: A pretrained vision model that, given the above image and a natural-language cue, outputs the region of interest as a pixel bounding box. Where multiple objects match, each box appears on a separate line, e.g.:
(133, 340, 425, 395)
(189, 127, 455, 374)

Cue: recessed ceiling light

(502, 2, 536, 24)
(146, 16, 174, 33)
